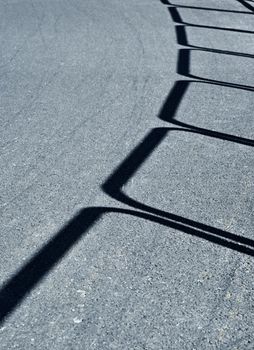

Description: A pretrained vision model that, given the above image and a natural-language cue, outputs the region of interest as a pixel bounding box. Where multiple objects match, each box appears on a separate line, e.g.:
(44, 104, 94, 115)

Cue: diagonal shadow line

(158, 81, 254, 147)
(102, 0, 254, 241)
(168, 6, 254, 34)
(168, 9, 254, 140)
(177, 48, 254, 91)
(1, 202, 254, 324)
(0, 207, 103, 323)
(102, 126, 253, 247)
(162, 9, 254, 148)
(175, 23, 188, 45)
(168, 5, 182, 23)
(1, 0, 253, 327)
(236, 0, 254, 12)
(102, 128, 254, 249)
(159, 0, 171, 5)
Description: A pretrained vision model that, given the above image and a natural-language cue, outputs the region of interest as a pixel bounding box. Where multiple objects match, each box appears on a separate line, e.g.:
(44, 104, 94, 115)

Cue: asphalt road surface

(0, 0, 254, 349)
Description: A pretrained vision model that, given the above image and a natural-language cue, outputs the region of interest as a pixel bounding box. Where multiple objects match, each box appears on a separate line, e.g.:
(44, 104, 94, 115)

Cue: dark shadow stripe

(189, 46, 254, 59)
(166, 3, 253, 14)
(102, 128, 168, 193)
(237, 0, 254, 12)
(158, 81, 254, 146)
(2, 204, 254, 324)
(0, 208, 103, 323)
(177, 48, 190, 75)
(174, 24, 254, 58)
(177, 49, 254, 91)
(184, 22, 254, 34)
(168, 7, 183, 23)
(175, 25, 188, 46)
(1, 0, 254, 327)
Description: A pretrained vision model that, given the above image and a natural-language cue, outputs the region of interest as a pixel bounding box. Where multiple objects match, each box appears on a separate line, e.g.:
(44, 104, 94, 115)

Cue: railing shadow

(161, 0, 254, 13)
(0, 0, 253, 326)
(102, 128, 254, 251)
(236, 0, 254, 12)
(159, 4, 254, 145)
(159, 80, 254, 147)
(168, 6, 254, 34)
(175, 24, 254, 59)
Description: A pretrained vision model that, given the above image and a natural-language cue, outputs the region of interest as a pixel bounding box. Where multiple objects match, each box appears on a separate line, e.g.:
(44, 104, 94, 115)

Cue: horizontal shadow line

(168, 7, 254, 33)
(158, 80, 254, 147)
(1, 205, 254, 324)
(175, 25, 254, 58)
(1, 0, 253, 326)
(189, 46, 254, 59)
(102, 127, 254, 247)
(184, 22, 254, 34)
(177, 49, 254, 91)
(167, 3, 253, 14)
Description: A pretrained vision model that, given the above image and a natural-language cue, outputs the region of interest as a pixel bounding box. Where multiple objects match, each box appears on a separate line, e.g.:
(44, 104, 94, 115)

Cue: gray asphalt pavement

(0, 0, 254, 348)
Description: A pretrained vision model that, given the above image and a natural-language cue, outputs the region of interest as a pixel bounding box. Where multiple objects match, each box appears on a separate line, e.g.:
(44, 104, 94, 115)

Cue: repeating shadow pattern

(159, 2, 254, 146)
(0, 0, 253, 324)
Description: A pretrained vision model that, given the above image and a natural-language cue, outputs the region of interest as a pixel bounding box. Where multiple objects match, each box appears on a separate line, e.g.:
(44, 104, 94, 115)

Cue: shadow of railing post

(0, 0, 253, 326)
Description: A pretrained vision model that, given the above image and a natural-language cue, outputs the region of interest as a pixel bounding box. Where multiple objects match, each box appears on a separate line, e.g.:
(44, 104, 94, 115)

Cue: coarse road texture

(0, 0, 254, 348)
